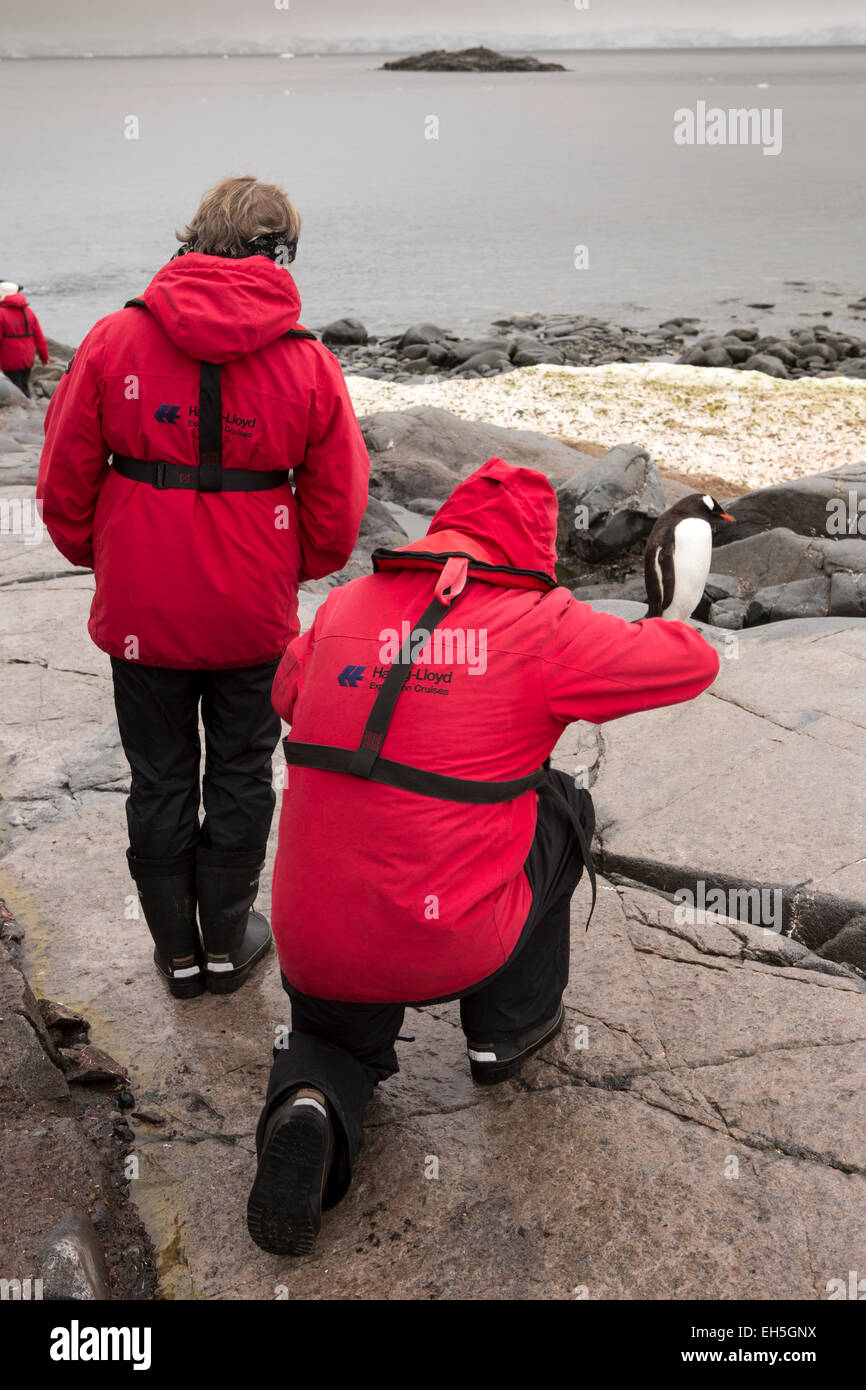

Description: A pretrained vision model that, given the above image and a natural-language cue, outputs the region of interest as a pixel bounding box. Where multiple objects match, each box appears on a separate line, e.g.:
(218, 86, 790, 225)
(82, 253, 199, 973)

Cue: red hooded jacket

(271, 458, 720, 1003)
(0, 292, 49, 372)
(37, 254, 369, 668)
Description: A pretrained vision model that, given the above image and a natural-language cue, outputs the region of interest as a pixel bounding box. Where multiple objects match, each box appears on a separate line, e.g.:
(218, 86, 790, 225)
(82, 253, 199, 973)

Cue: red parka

(0, 292, 49, 371)
(37, 254, 369, 668)
(271, 458, 720, 1004)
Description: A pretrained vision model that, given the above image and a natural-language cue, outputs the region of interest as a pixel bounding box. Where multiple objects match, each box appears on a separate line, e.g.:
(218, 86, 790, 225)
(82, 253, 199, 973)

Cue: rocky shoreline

(319, 306, 866, 385)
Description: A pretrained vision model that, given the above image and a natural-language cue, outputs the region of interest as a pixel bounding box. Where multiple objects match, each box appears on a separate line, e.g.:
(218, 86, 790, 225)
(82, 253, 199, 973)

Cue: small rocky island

(382, 46, 567, 73)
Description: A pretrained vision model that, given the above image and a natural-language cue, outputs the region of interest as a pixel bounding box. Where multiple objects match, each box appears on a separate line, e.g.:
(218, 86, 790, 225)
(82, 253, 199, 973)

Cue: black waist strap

(112, 455, 289, 492)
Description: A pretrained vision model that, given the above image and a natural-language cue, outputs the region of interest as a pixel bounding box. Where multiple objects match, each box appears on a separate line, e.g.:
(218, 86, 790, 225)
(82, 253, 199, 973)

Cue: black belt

(112, 455, 289, 492)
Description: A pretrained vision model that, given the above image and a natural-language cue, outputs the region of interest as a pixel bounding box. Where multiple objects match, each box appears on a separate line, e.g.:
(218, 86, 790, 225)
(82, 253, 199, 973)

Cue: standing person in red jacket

(0, 282, 50, 397)
(38, 176, 369, 1000)
(246, 458, 720, 1257)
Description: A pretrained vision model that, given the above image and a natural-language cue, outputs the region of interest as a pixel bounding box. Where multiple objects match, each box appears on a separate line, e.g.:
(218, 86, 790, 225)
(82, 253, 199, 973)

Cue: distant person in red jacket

(0, 282, 49, 397)
(38, 176, 369, 1000)
(246, 458, 720, 1257)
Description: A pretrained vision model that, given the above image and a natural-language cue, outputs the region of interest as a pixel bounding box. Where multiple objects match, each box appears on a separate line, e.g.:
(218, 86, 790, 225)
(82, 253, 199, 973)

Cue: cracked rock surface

(2, 491, 865, 1298)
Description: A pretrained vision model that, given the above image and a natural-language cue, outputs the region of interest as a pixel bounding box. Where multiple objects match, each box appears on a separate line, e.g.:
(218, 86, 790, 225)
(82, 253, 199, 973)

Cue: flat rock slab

(573, 610, 866, 954)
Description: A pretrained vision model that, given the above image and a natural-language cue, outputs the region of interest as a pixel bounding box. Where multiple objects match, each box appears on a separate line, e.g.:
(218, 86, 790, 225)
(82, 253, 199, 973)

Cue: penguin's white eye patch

(702, 494, 714, 509)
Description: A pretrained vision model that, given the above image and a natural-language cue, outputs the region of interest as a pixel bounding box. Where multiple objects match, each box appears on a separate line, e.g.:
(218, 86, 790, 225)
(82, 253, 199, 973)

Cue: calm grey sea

(2, 48, 865, 348)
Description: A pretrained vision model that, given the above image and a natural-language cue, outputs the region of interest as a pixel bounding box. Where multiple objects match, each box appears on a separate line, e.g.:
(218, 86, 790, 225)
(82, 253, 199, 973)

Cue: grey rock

(725, 462, 866, 541)
(509, 337, 566, 367)
(358, 495, 408, 542)
(701, 347, 732, 368)
(405, 497, 443, 516)
(707, 597, 748, 629)
(743, 353, 789, 378)
(557, 445, 666, 563)
(703, 573, 741, 602)
(0, 373, 28, 406)
(817, 916, 866, 972)
(828, 570, 866, 617)
(447, 337, 510, 365)
(38, 1212, 111, 1300)
(360, 405, 597, 504)
(453, 348, 512, 376)
(746, 576, 831, 625)
(762, 341, 796, 367)
(321, 317, 368, 347)
(718, 337, 754, 364)
(397, 323, 450, 348)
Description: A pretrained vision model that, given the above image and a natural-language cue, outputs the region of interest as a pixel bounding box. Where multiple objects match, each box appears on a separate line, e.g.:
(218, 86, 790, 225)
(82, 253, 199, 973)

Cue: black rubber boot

(127, 850, 205, 999)
(466, 1001, 565, 1085)
(247, 1087, 333, 1256)
(196, 846, 272, 994)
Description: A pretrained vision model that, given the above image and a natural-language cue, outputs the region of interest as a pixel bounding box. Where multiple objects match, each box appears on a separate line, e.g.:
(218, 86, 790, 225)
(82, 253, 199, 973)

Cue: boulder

(453, 349, 512, 376)
(397, 323, 450, 349)
(0, 373, 28, 407)
(743, 353, 789, 379)
(713, 528, 866, 597)
(321, 317, 368, 347)
(707, 597, 748, 628)
(357, 495, 408, 546)
(509, 337, 565, 367)
(556, 445, 666, 563)
(359, 405, 598, 504)
(725, 462, 866, 540)
(746, 576, 831, 625)
(447, 337, 510, 366)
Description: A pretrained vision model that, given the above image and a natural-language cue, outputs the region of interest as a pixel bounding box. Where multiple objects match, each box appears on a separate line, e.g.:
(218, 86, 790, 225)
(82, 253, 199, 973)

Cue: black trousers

(110, 658, 282, 859)
(5, 367, 31, 398)
(259, 770, 594, 1206)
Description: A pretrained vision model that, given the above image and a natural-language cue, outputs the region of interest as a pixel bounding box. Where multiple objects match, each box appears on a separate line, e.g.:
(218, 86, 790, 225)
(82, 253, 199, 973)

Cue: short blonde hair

(177, 176, 301, 256)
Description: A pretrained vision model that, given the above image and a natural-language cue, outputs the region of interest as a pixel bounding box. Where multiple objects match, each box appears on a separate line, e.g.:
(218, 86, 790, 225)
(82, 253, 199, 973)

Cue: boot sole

(247, 1109, 326, 1256)
(469, 1004, 564, 1086)
(166, 974, 206, 1000)
(206, 935, 272, 995)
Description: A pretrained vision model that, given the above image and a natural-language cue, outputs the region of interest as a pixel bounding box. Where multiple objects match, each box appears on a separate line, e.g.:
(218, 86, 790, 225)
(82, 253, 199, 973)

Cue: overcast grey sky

(4, 0, 866, 54)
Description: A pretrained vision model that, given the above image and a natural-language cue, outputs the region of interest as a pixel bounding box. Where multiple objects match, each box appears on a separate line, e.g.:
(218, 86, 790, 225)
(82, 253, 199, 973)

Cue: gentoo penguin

(644, 494, 735, 620)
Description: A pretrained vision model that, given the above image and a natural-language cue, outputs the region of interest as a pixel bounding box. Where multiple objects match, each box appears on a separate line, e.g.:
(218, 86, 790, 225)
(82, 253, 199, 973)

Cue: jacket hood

(0, 292, 27, 308)
(417, 458, 559, 577)
(141, 252, 302, 362)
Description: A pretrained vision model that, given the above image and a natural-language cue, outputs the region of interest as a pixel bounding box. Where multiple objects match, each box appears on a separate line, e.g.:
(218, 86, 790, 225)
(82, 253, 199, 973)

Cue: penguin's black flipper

(644, 538, 677, 619)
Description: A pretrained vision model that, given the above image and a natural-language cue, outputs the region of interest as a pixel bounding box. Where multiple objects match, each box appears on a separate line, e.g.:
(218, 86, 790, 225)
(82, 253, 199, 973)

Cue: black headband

(173, 231, 297, 264)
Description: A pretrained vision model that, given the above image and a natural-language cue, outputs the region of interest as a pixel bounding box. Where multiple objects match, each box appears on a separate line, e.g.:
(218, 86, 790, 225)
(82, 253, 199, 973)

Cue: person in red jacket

(0, 282, 50, 397)
(38, 176, 369, 1000)
(246, 457, 720, 1256)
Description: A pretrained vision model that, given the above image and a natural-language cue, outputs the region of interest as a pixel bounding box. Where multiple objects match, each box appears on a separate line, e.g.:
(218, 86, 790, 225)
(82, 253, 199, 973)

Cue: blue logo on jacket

(154, 404, 181, 424)
(337, 664, 366, 688)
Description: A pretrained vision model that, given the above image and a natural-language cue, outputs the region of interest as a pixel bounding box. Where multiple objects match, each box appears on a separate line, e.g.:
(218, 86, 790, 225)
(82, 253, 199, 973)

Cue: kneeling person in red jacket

(247, 458, 719, 1256)
(38, 177, 369, 1000)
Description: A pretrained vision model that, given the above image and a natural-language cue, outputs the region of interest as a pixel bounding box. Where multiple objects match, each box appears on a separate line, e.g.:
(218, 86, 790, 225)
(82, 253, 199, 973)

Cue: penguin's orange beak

(719, 512, 735, 521)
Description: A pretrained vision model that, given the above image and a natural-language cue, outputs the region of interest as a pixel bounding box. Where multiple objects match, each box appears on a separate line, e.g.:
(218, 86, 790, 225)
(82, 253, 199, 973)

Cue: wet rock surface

(0, 906, 156, 1300)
